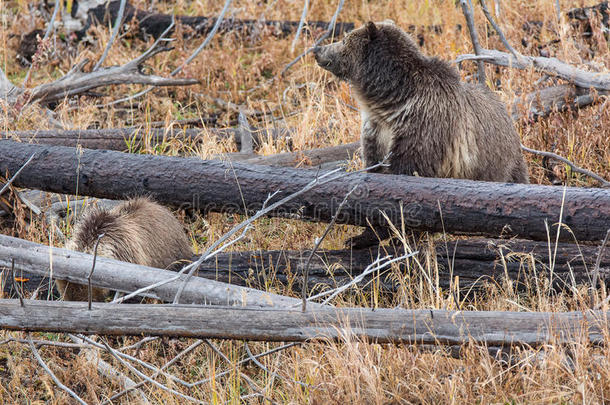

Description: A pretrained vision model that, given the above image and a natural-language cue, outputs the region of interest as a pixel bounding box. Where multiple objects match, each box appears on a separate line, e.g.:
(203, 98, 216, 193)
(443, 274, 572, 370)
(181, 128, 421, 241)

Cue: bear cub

(57, 197, 193, 301)
(313, 21, 528, 247)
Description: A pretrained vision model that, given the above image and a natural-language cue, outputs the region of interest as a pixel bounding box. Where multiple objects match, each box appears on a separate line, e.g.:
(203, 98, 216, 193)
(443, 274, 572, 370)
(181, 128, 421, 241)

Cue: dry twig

(459, 0, 487, 84)
(520, 144, 610, 187)
(27, 333, 88, 405)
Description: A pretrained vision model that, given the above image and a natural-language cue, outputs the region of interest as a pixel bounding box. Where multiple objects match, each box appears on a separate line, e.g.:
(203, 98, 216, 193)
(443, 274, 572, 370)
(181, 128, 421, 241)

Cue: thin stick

(281, 0, 345, 75)
(100, 339, 204, 404)
(302, 186, 356, 311)
(243, 341, 310, 387)
(190, 342, 299, 387)
(27, 333, 88, 405)
(459, 0, 487, 84)
(93, 0, 128, 70)
(0, 153, 36, 197)
(520, 144, 610, 187)
(11, 259, 24, 307)
(478, 0, 520, 60)
(0, 337, 89, 349)
(291, 0, 309, 52)
(69, 335, 149, 404)
(173, 0, 233, 75)
(103, 339, 204, 404)
(88, 233, 105, 310)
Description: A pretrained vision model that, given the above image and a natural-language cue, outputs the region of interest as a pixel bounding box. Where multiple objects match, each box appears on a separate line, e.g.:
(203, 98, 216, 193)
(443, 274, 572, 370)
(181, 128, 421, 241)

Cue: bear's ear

(366, 21, 378, 40)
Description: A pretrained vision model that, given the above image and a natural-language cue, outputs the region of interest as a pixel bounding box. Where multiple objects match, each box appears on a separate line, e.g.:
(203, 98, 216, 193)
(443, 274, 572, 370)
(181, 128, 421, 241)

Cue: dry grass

(1, 0, 610, 403)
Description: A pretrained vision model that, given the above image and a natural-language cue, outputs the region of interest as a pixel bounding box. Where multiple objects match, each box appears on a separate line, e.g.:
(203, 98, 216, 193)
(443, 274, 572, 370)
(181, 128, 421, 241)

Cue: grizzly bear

(56, 197, 193, 301)
(313, 21, 528, 247)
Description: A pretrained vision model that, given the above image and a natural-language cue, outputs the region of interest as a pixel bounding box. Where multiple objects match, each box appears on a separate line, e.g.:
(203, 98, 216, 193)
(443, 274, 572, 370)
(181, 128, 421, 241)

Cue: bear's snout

(312, 46, 330, 67)
(313, 45, 335, 71)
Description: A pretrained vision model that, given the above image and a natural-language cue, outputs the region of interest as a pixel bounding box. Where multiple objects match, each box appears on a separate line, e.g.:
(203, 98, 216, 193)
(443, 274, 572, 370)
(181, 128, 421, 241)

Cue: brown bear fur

(313, 21, 528, 246)
(56, 197, 193, 301)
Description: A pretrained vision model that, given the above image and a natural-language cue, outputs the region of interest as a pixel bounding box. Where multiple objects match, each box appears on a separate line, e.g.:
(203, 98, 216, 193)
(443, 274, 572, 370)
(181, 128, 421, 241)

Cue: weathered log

(0, 299, 606, 346)
(0, 234, 308, 308)
(567, 2, 609, 36)
(67, 0, 354, 41)
(456, 49, 610, 92)
(3, 127, 291, 151)
(6, 236, 609, 298)
(190, 238, 610, 292)
(513, 85, 610, 122)
(3, 140, 610, 241)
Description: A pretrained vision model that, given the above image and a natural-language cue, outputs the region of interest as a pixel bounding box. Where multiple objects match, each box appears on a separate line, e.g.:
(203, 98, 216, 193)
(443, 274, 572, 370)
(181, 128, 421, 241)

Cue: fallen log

(513, 85, 610, 122)
(65, 0, 354, 41)
(190, 238, 610, 292)
(5, 236, 609, 298)
(456, 49, 610, 92)
(0, 234, 307, 308)
(0, 299, 606, 346)
(3, 127, 291, 152)
(3, 140, 610, 241)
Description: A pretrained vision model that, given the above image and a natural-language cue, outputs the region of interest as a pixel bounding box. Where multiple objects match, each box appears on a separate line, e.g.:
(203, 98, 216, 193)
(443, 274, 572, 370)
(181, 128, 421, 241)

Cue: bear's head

(313, 21, 423, 89)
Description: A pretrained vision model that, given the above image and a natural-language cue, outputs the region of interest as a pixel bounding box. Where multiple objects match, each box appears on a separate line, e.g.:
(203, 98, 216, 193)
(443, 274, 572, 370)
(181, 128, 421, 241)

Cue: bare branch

(0, 153, 36, 197)
(173, 0, 233, 75)
(25, 44, 198, 104)
(281, 0, 345, 75)
(459, 0, 487, 84)
(478, 0, 521, 60)
(291, 0, 309, 52)
(455, 49, 610, 92)
(520, 144, 610, 187)
(100, 338, 205, 404)
(93, 0, 128, 71)
(68, 335, 149, 404)
(171, 159, 387, 304)
(88, 233, 105, 310)
(103, 0, 232, 107)
(27, 333, 88, 405)
(302, 186, 356, 311)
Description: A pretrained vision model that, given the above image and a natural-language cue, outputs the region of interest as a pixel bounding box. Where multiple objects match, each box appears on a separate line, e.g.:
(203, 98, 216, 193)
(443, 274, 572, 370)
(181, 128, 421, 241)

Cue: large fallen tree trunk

(190, 238, 610, 292)
(0, 299, 606, 346)
(5, 236, 609, 298)
(3, 127, 291, 151)
(61, 0, 354, 42)
(0, 234, 307, 308)
(3, 140, 610, 241)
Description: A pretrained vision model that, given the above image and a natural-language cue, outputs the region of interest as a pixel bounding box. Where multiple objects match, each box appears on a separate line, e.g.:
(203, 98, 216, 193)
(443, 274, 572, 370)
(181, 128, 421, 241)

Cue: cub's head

(312, 21, 422, 88)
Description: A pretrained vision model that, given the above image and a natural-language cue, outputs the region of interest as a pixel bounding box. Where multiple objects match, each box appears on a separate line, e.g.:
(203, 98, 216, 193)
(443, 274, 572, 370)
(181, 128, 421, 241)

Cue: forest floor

(1, 0, 609, 403)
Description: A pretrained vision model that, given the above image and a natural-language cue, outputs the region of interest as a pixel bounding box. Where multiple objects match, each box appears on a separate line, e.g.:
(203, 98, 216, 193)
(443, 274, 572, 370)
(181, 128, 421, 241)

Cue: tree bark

(3, 140, 610, 241)
(0, 299, 606, 346)
(0, 234, 308, 308)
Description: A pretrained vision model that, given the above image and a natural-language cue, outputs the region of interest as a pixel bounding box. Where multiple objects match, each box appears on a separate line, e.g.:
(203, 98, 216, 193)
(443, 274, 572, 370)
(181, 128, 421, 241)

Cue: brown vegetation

(1, 0, 609, 403)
